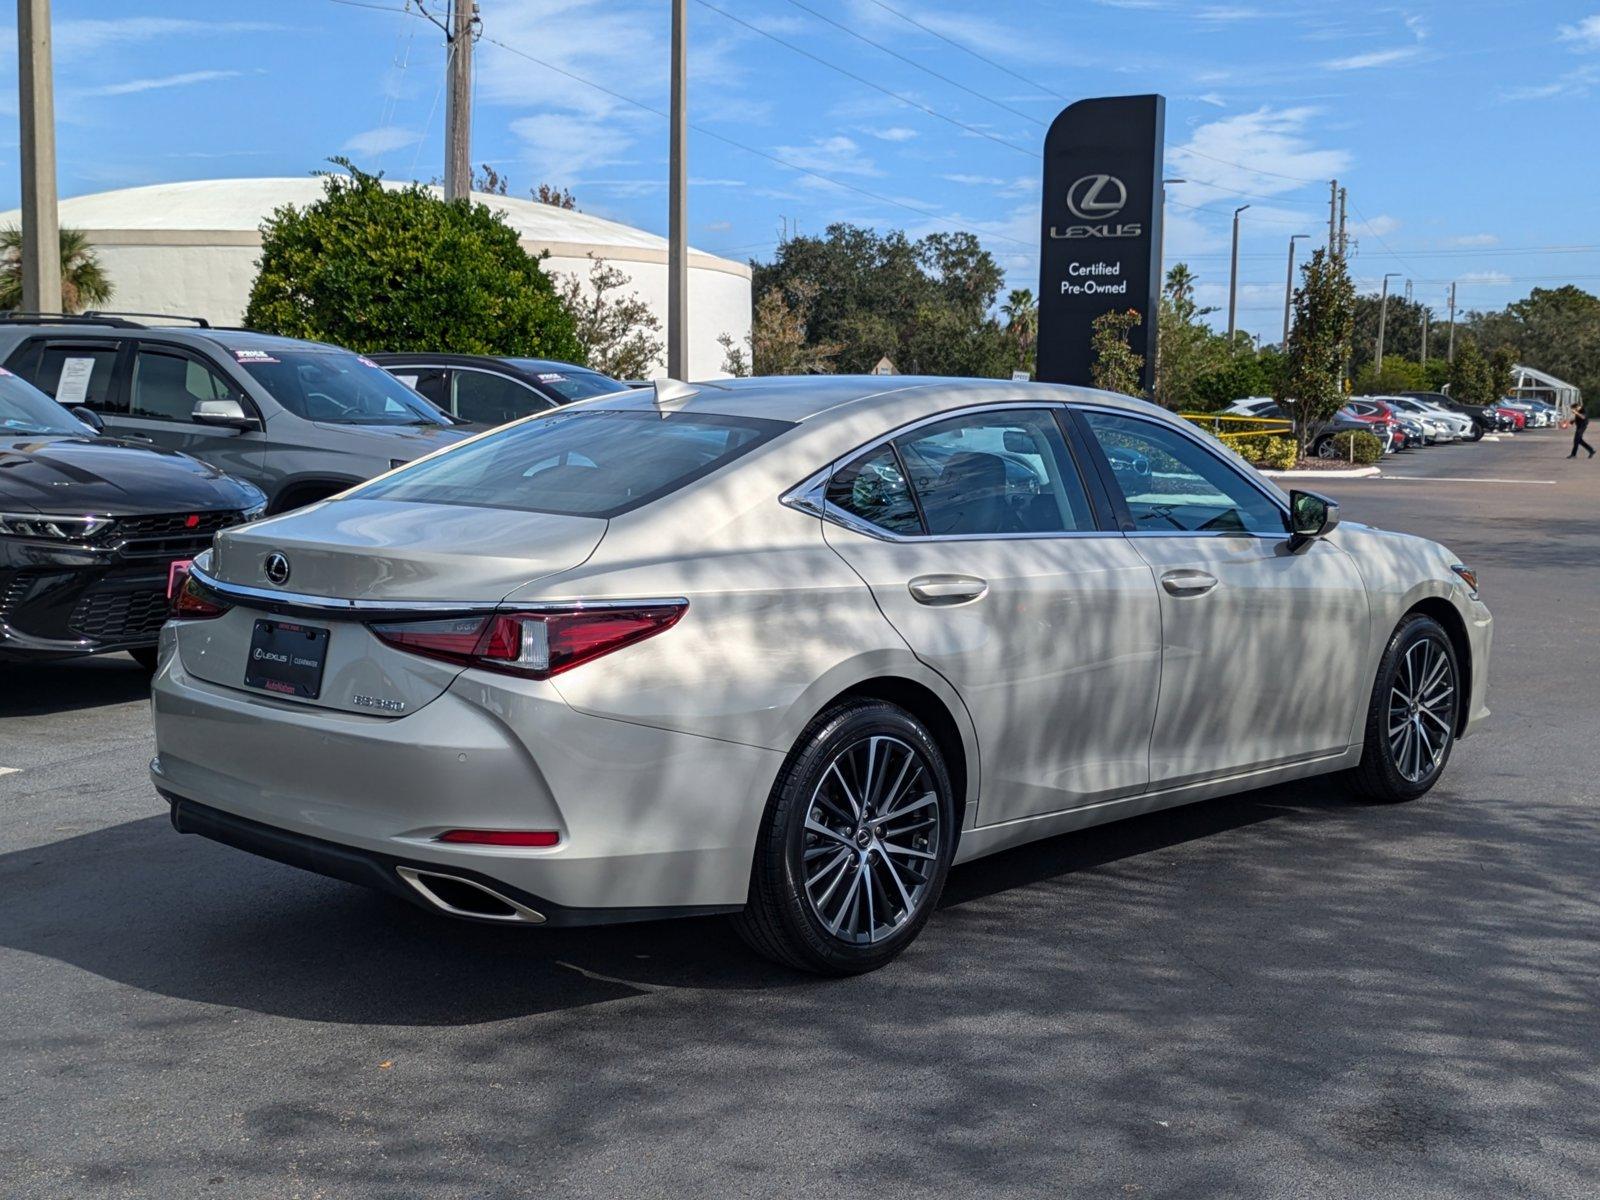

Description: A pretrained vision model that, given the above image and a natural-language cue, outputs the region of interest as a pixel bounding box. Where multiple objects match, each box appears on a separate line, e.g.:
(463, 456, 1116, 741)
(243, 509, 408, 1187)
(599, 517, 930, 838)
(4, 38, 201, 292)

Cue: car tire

(1469, 424, 1484, 442)
(1314, 436, 1336, 460)
(128, 646, 159, 673)
(733, 700, 955, 975)
(1347, 613, 1460, 803)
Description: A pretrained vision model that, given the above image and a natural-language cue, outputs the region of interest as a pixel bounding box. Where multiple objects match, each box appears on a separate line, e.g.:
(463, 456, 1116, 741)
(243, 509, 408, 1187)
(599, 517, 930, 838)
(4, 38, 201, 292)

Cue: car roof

(569, 375, 1159, 424)
(0, 320, 348, 354)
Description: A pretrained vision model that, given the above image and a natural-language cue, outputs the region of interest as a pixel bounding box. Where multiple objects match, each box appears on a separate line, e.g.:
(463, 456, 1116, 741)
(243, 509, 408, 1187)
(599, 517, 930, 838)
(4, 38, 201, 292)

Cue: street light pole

(16, 0, 61, 313)
(1282, 233, 1308, 347)
(1227, 204, 1249, 343)
(1446, 282, 1457, 363)
(1375, 272, 1400, 370)
(667, 0, 689, 379)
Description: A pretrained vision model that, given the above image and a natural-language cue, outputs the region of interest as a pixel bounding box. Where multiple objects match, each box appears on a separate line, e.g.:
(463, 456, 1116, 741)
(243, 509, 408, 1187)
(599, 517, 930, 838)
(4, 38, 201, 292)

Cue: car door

(1074, 407, 1370, 789)
(452, 368, 556, 426)
(816, 405, 1163, 824)
(116, 343, 265, 482)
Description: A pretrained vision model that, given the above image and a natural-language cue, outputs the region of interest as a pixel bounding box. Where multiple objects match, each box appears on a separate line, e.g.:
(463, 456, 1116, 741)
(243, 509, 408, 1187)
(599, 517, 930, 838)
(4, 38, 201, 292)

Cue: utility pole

(16, 0, 61, 313)
(1421, 310, 1429, 368)
(1337, 187, 1348, 257)
(1328, 179, 1338, 254)
(1446, 282, 1457, 362)
(442, 0, 476, 200)
(1282, 233, 1308, 347)
(1375, 272, 1399, 369)
(667, 0, 689, 378)
(1227, 204, 1249, 342)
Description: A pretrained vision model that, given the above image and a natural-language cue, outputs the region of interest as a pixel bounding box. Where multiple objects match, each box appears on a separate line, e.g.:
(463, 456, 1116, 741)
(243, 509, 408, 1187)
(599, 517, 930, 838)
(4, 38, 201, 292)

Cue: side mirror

(192, 398, 259, 430)
(70, 405, 104, 433)
(1287, 489, 1339, 550)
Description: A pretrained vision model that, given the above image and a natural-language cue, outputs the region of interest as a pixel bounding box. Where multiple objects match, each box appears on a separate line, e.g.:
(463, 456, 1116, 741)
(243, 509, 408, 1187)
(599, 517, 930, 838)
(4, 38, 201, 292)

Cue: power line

(480, 34, 1036, 249)
(777, 0, 1045, 128)
(693, 0, 1038, 159)
(857, 0, 1069, 100)
(1347, 196, 1419, 276)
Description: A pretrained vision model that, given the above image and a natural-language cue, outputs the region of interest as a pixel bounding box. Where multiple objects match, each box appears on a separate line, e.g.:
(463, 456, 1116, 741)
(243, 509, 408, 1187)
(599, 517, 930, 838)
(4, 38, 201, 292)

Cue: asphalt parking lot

(3, 427, 1597, 1200)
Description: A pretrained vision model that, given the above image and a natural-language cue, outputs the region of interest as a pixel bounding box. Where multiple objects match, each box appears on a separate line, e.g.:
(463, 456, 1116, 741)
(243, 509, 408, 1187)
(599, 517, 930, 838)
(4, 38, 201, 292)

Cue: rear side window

(453, 370, 549, 425)
(825, 446, 923, 536)
(29, 343, 122, 411)
(354, 409, 791, 517)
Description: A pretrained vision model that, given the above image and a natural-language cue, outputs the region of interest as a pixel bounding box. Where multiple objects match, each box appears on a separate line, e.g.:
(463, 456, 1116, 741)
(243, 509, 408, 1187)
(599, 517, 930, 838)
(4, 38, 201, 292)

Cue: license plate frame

(244, 618, 330, 699)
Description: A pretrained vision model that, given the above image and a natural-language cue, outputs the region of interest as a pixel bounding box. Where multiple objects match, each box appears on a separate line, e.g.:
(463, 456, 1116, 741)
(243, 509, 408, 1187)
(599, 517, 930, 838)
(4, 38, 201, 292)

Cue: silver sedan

(151, 378, 1491, 974)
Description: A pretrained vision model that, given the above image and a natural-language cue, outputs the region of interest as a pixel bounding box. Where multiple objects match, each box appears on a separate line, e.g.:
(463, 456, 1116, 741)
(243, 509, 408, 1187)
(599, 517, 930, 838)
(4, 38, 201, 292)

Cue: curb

(1261, 466, 1382, 480)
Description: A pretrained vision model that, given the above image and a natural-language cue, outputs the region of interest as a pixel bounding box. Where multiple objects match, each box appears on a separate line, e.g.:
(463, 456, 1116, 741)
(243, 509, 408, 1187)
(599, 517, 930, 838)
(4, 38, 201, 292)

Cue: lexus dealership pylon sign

(1036, 94, 1165, 392)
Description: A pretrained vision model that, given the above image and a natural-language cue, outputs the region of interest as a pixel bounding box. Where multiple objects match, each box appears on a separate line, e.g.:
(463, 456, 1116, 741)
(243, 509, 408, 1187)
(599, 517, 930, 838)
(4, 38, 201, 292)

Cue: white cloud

(54, 18, 281, 58)
(1460, 270, 1511, 285)
(509, 112, 639, 176)
(341, 126, 421, 157)
(867, 126, 919, 142)
(771, 135, 880, 177)
(942, 173, 1006, 186)
(1167, 106, 1350, 203)
(84, 70, 241, 98)
(1322, 46, 1421, 70)
(704, 219, 733, 232)
(1451, 233, 1499, 247)
(1353, 213, 1401, 238)
(1559, 15, 1600, 50)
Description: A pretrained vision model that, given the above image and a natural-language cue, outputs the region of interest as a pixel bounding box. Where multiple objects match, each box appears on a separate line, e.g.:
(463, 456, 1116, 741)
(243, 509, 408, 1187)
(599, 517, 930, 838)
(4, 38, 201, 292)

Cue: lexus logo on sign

(1066, 174, 1127, 220)
(264, 552, 291, 586)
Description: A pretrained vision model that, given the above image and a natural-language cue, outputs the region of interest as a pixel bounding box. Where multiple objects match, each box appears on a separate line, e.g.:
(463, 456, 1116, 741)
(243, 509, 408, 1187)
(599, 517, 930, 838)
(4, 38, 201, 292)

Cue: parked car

(1398, 392, 1488, 441)
(1346, 399, 1423, 450)
(151, 377, 1491, 974)
(1370, 396, 1459, 444)
(1222, 396, 1280, 417)
(0, 314, 470, 513)
(1498, 398, 1556, 427)
(369, 353, 627, 429)
(1491, 404, 1527, 431)
(0, 366, 263, 667)
(1315, 408, 1395, 457)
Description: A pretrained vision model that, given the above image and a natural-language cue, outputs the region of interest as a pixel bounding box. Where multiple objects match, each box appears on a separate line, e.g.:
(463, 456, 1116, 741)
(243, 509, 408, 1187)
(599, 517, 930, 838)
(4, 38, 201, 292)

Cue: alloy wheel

(1387, 636, 1457, 783)
(800, 735, 941, 945)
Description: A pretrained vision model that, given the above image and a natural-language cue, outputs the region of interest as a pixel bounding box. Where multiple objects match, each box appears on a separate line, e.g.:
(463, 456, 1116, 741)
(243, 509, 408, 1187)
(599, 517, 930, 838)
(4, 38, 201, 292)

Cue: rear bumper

(164, 793, 740, 927)
(150, 646, 783, 915)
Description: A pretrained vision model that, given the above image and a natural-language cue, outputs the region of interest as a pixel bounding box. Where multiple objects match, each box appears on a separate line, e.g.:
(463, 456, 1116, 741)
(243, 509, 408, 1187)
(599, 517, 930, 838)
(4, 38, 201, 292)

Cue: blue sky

(3, 1, 1598, 339)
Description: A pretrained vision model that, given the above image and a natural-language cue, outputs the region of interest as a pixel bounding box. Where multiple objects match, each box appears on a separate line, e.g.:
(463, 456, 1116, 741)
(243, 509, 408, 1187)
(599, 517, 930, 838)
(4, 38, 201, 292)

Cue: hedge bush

(1326, 430, 1384, 465)
(1229, 434, 1299, 471)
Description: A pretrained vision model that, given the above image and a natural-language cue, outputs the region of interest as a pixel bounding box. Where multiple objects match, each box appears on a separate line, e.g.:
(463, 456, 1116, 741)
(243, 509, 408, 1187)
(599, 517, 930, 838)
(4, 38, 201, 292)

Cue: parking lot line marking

(0, 767, 19, 778)
(1386, 477, 1556, 485)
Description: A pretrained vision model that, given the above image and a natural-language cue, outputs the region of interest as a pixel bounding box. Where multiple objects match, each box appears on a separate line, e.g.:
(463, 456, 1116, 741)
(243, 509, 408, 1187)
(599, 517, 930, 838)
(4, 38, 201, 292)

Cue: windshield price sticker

(233, 349, 280, 364)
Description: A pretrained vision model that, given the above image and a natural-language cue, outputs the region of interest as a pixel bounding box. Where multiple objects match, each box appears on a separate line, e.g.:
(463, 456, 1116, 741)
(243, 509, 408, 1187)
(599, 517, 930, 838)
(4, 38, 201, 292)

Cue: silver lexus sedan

(151, 378, 1491, 974)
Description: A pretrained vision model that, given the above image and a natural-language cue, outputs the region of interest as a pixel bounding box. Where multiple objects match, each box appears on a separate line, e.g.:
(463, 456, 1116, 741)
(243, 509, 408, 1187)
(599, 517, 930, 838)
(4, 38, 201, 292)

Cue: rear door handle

(1161, 569, 1219, 597)
(908, 574, 989, 606)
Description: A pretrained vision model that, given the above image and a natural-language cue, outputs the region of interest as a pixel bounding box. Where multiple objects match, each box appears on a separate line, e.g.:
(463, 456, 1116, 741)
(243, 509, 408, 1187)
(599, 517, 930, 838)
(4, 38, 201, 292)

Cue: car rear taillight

(370, 602, 687, 680)
(173, 573, 231, 620)
(437, 829, 561, 847)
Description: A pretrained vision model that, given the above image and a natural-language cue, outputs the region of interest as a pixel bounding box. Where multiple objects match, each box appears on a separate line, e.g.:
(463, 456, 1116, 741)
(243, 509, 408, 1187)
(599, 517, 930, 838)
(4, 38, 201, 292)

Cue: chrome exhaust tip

(395, 866, 546, 924)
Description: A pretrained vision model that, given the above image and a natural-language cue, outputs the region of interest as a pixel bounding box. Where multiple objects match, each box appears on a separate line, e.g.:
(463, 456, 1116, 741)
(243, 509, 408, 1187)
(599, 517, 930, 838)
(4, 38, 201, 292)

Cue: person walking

(1571, 398, 1594, 459)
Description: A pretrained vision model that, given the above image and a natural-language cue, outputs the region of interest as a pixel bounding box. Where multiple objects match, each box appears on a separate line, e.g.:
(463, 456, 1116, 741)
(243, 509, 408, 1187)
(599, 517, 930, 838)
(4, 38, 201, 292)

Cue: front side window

(232, 349, 449, 426)
(1082, 410, 1286, 536)
(825, 445, 923, 535)
(453, 370, 550, 426)
(129, 349, 242, 421)
(894, 410, 1093, 536)
(354, 409, 790, 517)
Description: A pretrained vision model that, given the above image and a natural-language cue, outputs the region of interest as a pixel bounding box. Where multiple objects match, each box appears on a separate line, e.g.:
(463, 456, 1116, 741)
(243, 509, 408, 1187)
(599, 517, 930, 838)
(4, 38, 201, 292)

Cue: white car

(151, 378, 1492, 974)
(1378, 396, 1472, 442)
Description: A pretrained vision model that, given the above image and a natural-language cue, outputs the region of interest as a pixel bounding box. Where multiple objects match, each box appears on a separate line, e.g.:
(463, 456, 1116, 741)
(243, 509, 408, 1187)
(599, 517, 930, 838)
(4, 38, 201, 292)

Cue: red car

(1491, 405, 1526, 430)
(1339, 403, 1406, 451)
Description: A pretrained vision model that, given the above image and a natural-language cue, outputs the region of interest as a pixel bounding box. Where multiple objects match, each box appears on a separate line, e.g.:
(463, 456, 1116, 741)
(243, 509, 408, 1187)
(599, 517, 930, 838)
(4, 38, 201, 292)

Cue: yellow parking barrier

(1178, 412, 1294, 442)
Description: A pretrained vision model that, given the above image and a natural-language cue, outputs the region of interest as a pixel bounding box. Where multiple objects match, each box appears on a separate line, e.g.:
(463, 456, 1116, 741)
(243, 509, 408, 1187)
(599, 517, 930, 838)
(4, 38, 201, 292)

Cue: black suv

(0, 367, 263, 665)
(367, 353, 627, 429)
(0, 315, 470, 513)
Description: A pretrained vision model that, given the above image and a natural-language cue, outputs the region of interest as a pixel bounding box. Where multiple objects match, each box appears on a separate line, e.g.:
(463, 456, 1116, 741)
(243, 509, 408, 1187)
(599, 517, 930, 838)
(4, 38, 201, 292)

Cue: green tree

(246, 161, 582, 359)
(750, 224, 1012, 376)
(1353, 354, 1427, 395)
(1467, 285, 1600, 401)
(1277, 248, 1356, 459)
(556, 256, 662, 379)
(720, 280, 839, 377)
(1349, 292, 1431, 374)
(1001, 287, 1037, 377)
(1154, 262, 1228, 410)
(1089, 308, 1144, 396)
(1447, 338, 1495, 405)
(0, 226, 113, 314)
(1488, 346, 1517, 402)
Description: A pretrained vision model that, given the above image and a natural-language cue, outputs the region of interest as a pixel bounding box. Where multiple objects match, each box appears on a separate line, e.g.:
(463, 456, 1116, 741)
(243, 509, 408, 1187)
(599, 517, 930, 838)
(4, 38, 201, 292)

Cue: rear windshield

(352, 409, 792, 517)
(505, 362, 627, 403)
(232, 348, 450, 426)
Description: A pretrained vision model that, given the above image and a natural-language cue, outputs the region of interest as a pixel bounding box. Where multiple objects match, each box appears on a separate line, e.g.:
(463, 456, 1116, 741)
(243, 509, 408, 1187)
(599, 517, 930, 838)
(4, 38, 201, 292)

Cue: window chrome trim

(780, 400, 1121, 544)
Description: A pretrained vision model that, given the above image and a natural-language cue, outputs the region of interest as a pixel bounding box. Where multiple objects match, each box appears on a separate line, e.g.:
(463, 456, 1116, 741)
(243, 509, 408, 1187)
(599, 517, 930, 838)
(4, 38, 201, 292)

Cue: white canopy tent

(1510, 364, 1580, 419)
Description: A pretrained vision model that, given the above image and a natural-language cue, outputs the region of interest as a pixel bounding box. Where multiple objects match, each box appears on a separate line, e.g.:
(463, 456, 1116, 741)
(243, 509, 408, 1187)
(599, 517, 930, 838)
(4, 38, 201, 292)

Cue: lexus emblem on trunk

(264, 553, 292, 586)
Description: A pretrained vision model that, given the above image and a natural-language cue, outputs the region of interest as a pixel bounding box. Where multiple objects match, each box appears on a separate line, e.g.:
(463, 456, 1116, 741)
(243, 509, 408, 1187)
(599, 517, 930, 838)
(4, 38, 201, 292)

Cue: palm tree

(1001, 287, 1037, 372)
(0, 226, 114, 313)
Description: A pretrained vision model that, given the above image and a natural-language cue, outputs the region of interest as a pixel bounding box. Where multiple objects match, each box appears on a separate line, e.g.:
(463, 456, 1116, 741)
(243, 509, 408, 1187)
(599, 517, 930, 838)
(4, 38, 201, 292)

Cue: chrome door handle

(908, 574, 989, 606)
(1161, 569, 1219, 597)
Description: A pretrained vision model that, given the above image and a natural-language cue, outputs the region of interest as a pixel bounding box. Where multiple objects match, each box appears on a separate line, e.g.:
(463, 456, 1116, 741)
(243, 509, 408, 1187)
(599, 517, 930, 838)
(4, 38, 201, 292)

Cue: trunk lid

(178, 498, 606, 714)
